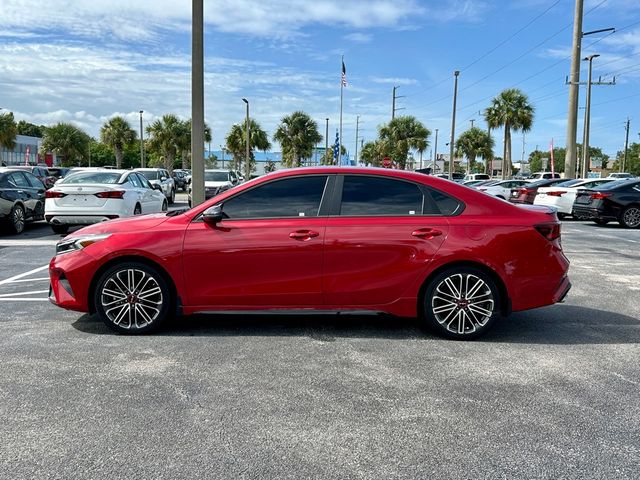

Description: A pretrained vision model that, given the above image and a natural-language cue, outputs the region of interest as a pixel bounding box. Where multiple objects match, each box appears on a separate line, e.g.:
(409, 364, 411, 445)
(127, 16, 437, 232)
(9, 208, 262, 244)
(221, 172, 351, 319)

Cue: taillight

(535, 223, 561, 241)
(478, 187, 487, 191)
(518, 187, 534, 195)
(45, 191, 66, 198)
(546, 191, 565, 197)
(591, 192, 612, 200)
(95, 191, 125, 199)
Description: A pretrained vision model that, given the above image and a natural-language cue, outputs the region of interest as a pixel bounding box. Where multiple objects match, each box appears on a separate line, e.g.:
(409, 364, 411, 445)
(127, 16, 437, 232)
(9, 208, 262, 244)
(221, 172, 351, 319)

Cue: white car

(45, 169, 167, 234)
(534, 178, 616, 219)
(477, 180, 529, 200)
(134, 168, 176, 204)
(188, 169, 237, 206)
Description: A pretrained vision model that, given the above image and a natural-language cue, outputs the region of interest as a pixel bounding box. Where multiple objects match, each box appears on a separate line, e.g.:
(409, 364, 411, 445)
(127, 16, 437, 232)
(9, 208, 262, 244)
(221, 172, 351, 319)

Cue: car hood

(204, 181, 230, 187)
(67, 213, 171, 237)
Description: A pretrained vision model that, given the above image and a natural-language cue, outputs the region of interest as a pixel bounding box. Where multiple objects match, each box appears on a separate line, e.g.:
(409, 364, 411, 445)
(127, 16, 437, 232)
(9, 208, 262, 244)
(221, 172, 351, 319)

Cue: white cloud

(344, 33, 373, 44)
(371, 77, 418, 86)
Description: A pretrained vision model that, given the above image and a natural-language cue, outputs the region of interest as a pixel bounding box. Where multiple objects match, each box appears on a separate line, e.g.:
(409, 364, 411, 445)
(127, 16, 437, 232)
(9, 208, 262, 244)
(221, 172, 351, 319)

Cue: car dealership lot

(0, 216, 638, 479)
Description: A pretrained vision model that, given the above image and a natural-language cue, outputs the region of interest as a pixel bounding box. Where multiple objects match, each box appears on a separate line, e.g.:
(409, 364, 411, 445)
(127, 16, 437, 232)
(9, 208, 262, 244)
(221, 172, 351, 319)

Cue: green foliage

(359, 140, 390, 167)
(0, 112, 18, 150)
(273, 111, 323, 168)
(225, 118, 271, 176)
(205, 154, 218, 169)
(41, 123, 91, 167)
(455, 127, 494, 173)
(146, 114, 183, 173)
(528, 148, 566, 174)
(320, 145, 347, 165)
(378, 116, 430, 169)
(177, 119, 212, 169)
(264, 160, 277, 173)
(100, 116, 137, 169)
(612, 142, 640, 176)
(16, 120, 46, 138)
(485, 88, 534, 178)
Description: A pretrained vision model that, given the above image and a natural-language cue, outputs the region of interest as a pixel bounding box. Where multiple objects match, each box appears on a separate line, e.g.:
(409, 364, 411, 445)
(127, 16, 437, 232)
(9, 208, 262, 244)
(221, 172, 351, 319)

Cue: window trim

(194, 174, 334, 222)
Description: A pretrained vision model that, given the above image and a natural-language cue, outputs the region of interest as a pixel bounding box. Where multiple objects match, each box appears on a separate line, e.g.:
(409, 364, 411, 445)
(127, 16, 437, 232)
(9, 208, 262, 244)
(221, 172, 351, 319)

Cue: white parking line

(0, 265, 49, 286)
(0, 290, 49, 298)
(0, 298, 50, 301)
(6, 277, 50, 283)
(0, 239, 58, 247)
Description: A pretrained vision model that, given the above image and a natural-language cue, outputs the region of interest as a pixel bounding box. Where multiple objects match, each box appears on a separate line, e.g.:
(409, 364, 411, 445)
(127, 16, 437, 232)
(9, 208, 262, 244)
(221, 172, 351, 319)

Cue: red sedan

(49, 167, 570, 340)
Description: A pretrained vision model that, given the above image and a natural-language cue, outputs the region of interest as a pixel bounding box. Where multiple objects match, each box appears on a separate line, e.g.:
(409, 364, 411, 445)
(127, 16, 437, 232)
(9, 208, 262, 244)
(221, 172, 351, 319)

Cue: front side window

(222, 176, 328, 219)
(9, 172, 31, 188)
(339, 176, 423, 216)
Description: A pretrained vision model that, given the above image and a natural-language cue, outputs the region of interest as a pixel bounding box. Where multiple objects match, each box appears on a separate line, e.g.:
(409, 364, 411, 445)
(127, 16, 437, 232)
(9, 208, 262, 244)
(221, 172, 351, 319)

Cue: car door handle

(289, 230, 320, 240)
(412, 228, 443, 239)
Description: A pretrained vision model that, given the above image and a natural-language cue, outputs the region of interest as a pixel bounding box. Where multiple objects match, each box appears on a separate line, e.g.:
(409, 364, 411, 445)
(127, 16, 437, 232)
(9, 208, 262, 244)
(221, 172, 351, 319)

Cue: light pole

(190, 0, 205, 206)
(581, 54, 600, 178)
(242, 98, 250, 179)
(449, 71, 460, 180)
(220, 145, 226, 168)
(139, 110, 145, 168)
(325, 118, 329, 163)
(433, 128, 439, 169)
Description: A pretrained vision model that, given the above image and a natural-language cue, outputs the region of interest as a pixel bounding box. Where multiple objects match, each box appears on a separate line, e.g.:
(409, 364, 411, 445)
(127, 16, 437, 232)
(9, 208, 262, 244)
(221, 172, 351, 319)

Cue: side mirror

(202, 204, 224, 225)
(152, 184, 162, 191)
(160, 176, 167, 181)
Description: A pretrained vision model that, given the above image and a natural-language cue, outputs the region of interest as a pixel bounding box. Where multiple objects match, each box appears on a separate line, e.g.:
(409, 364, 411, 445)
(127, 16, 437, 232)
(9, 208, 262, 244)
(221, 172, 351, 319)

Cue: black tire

(34, 201, 45, 221)
(8, 204, 26, 235)
(51, 224, 69, 234)
(133, 203, 142, 215)
(161, 200, 168, 211)
(423, 267, 501, 340)
(168, 189, 175, 205)
(94, 262, 172, 334)
(594, 219, 609, 226)
(619, 206, 640, 229)
(557, 212, 568, 220)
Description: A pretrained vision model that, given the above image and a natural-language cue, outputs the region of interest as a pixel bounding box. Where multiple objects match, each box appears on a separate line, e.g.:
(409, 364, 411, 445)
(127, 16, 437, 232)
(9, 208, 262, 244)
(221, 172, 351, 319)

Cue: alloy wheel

(12, 205, 25, 234)
(622, 207, 640, 228)
(430, 273, 495, 336)
(100, 268, 163, 330)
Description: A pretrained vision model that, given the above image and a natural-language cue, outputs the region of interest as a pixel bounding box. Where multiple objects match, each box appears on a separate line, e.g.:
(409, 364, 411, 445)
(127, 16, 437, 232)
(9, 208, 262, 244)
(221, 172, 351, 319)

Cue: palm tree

(225, 119, 271, 176)
(146, 114, 183, 173)
(176, 119, 212, 169)
(359, 140, 391, 167)
(273, 111, 322, 168)
(484, 88, 534, 179)
(455, 127, 494, 174)
(100, 116, 137, 169)
(378, 116, 429, 169)
(0, 112, 18, 152)
(41, 123, 91, 167)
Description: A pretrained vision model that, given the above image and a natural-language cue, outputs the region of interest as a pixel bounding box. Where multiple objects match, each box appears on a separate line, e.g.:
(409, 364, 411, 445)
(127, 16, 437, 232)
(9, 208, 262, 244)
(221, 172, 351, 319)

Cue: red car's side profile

(49, 167, 570, 339)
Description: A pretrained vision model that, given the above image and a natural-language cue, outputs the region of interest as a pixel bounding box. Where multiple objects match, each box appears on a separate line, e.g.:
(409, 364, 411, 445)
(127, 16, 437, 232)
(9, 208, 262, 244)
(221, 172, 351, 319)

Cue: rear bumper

(46, 214, 119, 225)
(553, 275, 572, 303)
(572, 205, 617, 221)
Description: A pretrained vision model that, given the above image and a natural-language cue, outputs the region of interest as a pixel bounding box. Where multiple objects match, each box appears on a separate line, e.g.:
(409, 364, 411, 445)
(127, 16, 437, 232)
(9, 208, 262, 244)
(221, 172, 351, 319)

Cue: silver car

(134, 168, 176, 204)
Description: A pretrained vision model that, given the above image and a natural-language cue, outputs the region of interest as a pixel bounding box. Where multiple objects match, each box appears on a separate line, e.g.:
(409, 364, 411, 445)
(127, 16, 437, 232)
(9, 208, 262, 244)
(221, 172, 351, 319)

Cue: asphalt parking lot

(1, 198, 638, 479)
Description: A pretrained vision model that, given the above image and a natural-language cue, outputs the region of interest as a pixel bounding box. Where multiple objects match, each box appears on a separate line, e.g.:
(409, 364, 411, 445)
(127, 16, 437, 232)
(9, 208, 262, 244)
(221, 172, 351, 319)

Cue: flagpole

(339, 55, 344, 166)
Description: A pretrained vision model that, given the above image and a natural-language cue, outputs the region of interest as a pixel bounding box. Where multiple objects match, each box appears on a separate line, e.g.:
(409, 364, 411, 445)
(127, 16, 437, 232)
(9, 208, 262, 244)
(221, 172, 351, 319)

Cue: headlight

(56, 234, 111, 256)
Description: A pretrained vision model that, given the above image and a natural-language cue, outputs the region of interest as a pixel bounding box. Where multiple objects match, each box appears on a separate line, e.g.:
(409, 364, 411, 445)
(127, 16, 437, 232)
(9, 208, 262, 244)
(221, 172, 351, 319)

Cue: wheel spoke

(444, 276, 461, 299)
(468, 303, 493, 318)
(138, 286, 161, 300)
(433, 301, 457, 315)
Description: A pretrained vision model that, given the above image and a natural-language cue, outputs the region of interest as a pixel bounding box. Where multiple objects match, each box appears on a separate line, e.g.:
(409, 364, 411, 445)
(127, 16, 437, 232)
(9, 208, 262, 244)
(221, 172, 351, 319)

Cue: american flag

(341, 58, 347, 87)
(333, 131, 340, 164)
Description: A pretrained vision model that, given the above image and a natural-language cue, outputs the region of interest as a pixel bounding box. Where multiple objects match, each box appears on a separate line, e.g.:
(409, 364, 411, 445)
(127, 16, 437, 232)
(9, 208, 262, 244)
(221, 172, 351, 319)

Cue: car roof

(134, 168, 165, 171)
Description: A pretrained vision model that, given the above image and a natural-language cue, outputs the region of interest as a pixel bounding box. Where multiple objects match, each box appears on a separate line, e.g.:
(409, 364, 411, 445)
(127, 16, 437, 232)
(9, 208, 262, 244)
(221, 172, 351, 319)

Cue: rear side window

(339, 176, 423, 216)
(9, 172, 30, 188)
(25, 173, 44, 189)
(223, 176, 328, 219)
(426, 188, 463, 215)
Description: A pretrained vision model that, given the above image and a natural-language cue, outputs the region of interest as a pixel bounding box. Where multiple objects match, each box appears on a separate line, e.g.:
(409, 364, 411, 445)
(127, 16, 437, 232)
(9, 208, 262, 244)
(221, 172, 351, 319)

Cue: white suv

(134, 168, 176, 204)
(528, 172, 561, 180)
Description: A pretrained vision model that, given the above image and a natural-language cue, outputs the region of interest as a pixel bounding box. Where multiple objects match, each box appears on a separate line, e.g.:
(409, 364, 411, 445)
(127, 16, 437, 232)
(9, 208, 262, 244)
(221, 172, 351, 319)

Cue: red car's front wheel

(94, 262, 171, 334)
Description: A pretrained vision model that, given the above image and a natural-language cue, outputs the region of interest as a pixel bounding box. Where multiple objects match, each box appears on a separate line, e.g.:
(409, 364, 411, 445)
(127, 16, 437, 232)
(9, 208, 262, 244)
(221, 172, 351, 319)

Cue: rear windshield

(61, 172, 122, 184)
(555, 179, 581, 187)
(596, 179, 639, 191)
(527, 179, 558, 188)
(139, 170, 159, 180)
(204, 171, 229, 182)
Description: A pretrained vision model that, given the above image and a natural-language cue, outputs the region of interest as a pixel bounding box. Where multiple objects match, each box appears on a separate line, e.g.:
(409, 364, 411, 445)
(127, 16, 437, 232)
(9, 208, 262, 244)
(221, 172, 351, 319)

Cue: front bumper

(49, 250, 97, 312)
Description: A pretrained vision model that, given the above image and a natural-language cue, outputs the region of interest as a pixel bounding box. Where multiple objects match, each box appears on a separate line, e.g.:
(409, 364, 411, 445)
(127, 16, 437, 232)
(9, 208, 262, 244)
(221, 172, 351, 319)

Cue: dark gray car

(0, 169, 46, 234)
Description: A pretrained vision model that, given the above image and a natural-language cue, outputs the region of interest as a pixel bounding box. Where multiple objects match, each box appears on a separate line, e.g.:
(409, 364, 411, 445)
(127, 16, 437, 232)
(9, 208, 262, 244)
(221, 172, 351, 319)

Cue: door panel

(182, 218, 326, 307)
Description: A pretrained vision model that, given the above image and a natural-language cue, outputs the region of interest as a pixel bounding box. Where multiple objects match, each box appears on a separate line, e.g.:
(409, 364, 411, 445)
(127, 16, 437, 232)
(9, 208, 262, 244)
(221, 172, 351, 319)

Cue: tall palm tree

(176, 120, 212, 169)
(455, 127, 494, 174)
(273, 111, 322, 168)
(484, 88, 534, 179)
(359, 140, 391, 167)
(378, 116, 429, 169)
(41, 123, 91, 167)
(225, 119, 271, 176)
(100, 116, 137, 169)
(146, 114, 183, 173)
(0, 112, 18, 153)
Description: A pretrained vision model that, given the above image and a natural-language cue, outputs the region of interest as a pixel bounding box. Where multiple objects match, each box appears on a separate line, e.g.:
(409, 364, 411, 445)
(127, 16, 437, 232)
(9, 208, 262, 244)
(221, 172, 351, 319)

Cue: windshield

(555, 179, 581, 187)
(205, 171, 229, 182)
(139, 170, 159, 180)
(61, 172, 122, 184)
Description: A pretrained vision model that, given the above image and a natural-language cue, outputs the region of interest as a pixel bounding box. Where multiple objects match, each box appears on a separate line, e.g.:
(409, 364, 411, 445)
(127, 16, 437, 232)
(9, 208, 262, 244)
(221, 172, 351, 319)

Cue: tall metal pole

(354, 115, 360, 165)
(565, 0, 584, 179)
(325, 118, 329, 163)
(139, 110, 145, 168)
(487, 125, 492, 175)
(220, 145, 225, 168)
(581, 54, 599, 178)
(449, 71, 460, 180)
(242, 98, 250, 179)
(191, 0, 205, 206)
(392, 86, 396, 121)
(433, 128, 439, 169)
(622, 118, 630, 172)
(338, 55, 345, 166)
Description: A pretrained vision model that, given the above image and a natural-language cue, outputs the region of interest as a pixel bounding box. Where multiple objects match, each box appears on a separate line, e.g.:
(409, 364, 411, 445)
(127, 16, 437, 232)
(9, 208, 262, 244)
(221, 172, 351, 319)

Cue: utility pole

(354, 115, 360, 165)
(191, 0, 205, 206)
(470, 119, 475, 128)
(622, 118, 630, 172)
(565, 0, 584, 179)
(433, 128, 439, 169)
(522, 133, 526, 165)
(139, 110, 145, 168)
(449, 71, 460, 180)
(392, 86, 405, 120)
(242, 98, 250, 179)
(325, 118, 329, 163)
(581, 54, 599, 178)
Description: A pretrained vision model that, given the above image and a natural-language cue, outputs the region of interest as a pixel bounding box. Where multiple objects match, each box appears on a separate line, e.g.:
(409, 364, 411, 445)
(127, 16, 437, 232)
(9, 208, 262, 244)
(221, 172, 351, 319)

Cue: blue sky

(1, 0, 639, 162)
